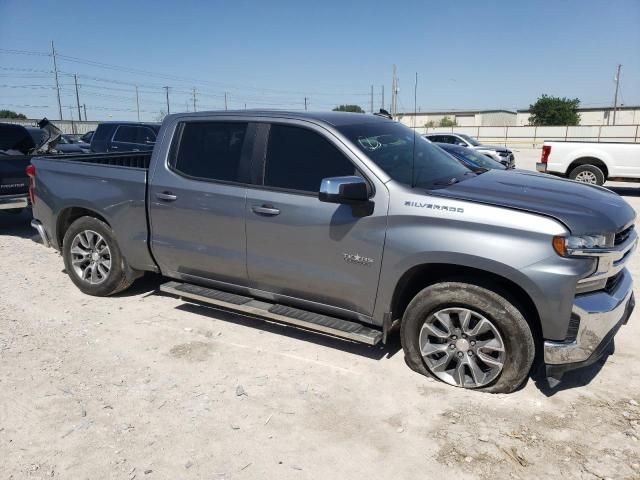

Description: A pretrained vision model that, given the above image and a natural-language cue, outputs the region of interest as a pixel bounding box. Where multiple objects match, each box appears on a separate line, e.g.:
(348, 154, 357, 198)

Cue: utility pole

(391, 65, 398, 118)
(224, 92, 228, 110)
(51, 41, 63, 120)
(164, 86, 170, 114)
(192, 88, 197, 112)
(612, 64, 622, 126)
(135, 86, 140, 121)
(370, 85, 374, 113)
(413, 72, 418, 129)
(381, 85, 384, 110)
(74, 74, 82, 121)
(83, 104, 87, 121)
(304, 97, 308, 111)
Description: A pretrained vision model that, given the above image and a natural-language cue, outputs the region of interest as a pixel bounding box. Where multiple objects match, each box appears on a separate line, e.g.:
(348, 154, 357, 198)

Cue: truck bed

(30, 151, 157, 272)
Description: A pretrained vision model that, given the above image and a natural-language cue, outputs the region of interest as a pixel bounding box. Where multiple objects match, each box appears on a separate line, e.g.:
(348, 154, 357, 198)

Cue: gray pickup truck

(30, 111, 636, 393)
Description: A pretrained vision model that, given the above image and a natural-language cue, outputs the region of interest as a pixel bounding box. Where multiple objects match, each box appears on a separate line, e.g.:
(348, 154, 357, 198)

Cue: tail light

(540, 145, 551, 164)
(26, 164, 36, 206)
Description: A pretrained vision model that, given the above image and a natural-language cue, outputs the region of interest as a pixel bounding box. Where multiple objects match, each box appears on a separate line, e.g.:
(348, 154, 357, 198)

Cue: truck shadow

(160, 299, 402, 361)
(531, 353, 609, 396)
(608, 186, 640, 197)
(0, 209, 36, 240)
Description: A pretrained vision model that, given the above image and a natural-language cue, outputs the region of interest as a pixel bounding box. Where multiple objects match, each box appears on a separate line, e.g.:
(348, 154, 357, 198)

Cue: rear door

(148, 120, 253, 285)
(244, 122, 388, 317)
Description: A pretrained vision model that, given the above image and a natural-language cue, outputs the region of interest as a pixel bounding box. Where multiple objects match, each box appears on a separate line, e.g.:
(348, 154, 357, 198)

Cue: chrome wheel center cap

(91, 252, 100, 261)
(455, 338, 470, 352)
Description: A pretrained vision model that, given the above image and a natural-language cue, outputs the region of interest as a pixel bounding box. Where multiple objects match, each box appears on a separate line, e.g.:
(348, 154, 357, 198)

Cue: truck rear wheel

(400, 282, 534, 393)
(569, 164, 605, 185)
(62, 216, 137, 296)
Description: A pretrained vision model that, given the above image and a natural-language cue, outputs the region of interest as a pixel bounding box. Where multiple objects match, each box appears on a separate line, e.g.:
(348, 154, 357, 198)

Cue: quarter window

(264, 125, 355, 193)
(172, 122, 248, 182)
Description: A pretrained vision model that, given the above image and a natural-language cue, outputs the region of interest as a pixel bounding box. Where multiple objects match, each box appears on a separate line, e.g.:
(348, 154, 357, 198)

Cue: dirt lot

(1, 149, 639, 479)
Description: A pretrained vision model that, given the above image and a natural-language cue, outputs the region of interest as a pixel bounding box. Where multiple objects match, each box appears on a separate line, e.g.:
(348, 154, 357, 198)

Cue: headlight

(552, 234, 612, 256)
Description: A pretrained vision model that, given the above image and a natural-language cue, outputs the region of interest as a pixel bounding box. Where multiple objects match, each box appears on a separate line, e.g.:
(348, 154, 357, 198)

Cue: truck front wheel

(569, 164, 605, 185)
(62, 216, 137, 296)
(400, 282, 534, 393)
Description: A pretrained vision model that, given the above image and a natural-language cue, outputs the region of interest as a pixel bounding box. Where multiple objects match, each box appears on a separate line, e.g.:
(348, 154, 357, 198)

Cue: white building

(396, 110, 516, 128)
(516, 105, 640, 126)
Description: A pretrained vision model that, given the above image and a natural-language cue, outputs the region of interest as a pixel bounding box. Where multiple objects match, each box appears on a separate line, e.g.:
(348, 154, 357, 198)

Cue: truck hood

(431, 169, 635, 235)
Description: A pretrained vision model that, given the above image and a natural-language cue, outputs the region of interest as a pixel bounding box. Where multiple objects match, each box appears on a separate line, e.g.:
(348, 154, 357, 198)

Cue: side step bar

(160, 281, 382, 345)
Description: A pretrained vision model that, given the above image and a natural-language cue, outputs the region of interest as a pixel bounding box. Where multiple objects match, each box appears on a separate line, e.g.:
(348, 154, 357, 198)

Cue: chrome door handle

(252, 204, 280, 216)
(156, 191, 177, 202)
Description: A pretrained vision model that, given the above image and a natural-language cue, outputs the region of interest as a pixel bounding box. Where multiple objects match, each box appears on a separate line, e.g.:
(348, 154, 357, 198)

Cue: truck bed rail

(39, 152, 151, 169)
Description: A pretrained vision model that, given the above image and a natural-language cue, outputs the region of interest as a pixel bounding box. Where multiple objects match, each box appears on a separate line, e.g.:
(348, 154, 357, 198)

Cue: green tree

(332, 104, 364, 113)
(528, 94, 581, 126)
(0, 110, 27, 119)
(425, 120, 436, 128)
(439, 116, 457, 127)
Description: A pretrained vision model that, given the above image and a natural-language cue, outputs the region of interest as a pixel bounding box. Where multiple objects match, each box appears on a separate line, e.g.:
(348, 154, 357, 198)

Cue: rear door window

(171, 121, 248, 183)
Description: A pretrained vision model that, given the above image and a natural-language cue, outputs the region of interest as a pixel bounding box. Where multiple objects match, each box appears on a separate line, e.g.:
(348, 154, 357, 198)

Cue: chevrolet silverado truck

(29, 111, 636, 392)
(537, 141, 640, 186)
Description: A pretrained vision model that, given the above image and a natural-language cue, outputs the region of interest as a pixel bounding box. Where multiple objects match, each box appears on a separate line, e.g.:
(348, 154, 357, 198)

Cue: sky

(0, 0, 639, 122)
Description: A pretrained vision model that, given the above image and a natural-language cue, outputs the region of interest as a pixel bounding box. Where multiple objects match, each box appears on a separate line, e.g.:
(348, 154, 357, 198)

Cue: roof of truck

(169, 110, 392, 127)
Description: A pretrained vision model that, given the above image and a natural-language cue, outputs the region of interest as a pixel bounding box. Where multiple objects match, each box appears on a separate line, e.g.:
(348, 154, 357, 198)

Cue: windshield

(338, 122, 473, 189)
(452, 147, 505, 170)
(458, 134, 481, 146)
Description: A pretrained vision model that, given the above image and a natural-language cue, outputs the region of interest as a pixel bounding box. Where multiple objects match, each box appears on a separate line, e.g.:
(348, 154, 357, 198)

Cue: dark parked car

(90, 122, 160, 153)
(80, 131, 94, 143)
(56, 134, 91, 154)
(435, 142, 508, 170)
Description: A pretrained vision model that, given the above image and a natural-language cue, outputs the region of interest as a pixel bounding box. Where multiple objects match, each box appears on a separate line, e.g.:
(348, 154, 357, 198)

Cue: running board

(160, 281, 382, 345)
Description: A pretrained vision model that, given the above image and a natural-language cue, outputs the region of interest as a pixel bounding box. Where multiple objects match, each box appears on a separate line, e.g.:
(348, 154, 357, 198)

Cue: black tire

(569, 164, 605, 186)
(62, 216, 137, 296)
(400, 282, 535, 393)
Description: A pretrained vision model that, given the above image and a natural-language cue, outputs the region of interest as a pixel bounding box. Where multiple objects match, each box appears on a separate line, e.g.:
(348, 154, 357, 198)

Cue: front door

(148, 120, 251, 286)
(245, 123, 388, 317)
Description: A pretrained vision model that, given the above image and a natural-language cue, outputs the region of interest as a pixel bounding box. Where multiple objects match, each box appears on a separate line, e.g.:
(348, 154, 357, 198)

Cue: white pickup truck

(536, 141, 640, 186)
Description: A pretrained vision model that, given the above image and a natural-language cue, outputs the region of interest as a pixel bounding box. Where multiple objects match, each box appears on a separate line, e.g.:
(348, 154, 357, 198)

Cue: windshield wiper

(433, 177, 460, 186)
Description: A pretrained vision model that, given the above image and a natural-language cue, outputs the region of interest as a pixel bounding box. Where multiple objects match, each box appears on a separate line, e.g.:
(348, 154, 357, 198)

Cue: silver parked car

(424, 132, 515, 168)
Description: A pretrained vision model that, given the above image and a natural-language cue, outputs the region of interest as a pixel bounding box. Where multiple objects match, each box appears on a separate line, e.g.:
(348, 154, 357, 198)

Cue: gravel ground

(1, 149, 639, 479)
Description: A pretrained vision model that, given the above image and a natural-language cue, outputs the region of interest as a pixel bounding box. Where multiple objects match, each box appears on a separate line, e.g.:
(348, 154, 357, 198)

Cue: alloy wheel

(419, 307, 506, 388)
(70, 230, 112, 285)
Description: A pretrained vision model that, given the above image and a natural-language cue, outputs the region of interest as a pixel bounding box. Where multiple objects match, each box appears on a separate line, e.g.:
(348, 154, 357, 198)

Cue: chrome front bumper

(544, 268, 634, 365)
(0, 194, 29, 210)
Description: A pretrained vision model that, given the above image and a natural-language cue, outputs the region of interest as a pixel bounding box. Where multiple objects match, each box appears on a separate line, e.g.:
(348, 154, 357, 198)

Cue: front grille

(615, 225, 634, 245)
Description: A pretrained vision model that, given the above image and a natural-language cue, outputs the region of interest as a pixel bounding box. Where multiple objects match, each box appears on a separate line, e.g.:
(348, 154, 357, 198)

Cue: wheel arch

(56, 206, 111, 248)
(389, 263, 542, 345)
(567, 156, 609, 179)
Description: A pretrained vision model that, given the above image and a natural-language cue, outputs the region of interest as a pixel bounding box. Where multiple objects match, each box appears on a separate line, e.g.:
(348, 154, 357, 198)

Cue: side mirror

(319, 176, 369, 204)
